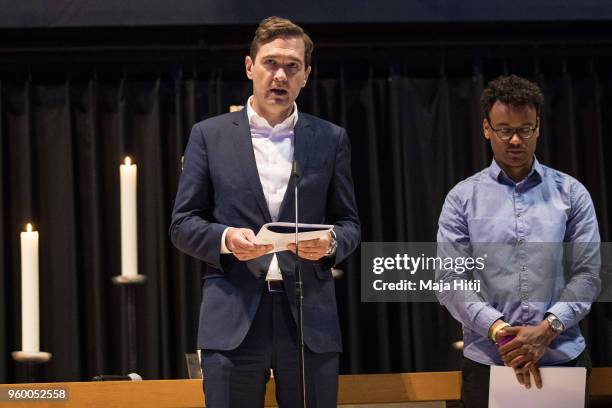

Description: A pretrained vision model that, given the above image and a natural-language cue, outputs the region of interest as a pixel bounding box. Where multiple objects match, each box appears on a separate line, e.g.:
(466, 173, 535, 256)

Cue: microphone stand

(292, 161, 307, 408)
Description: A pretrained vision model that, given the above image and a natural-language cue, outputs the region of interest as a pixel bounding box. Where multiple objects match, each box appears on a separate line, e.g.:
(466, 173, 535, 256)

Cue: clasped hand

(496, 322, 557, 389)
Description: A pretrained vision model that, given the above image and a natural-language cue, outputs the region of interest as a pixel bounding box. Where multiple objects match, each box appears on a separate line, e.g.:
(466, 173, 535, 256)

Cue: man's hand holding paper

(496, 322, 559, 389)
(252, 222, 333, 256)
(225, 227, 274, 261)
(287, 233, 332, 261)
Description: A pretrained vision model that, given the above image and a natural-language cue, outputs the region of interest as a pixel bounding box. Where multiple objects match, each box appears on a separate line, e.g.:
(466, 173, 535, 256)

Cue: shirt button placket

(515, 187, 528, 310)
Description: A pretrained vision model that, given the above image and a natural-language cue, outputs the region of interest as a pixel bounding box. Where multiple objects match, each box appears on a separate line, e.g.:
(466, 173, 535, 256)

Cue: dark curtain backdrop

(1, 51, 612, 383)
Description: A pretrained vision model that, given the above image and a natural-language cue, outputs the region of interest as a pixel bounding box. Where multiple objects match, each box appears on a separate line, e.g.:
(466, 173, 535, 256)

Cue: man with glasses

(436, 75, 600, 407)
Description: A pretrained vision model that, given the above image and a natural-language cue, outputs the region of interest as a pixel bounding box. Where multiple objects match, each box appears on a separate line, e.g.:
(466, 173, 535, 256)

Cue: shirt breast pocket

(468, 217, 516, 242)
(530, 219, 566, 242)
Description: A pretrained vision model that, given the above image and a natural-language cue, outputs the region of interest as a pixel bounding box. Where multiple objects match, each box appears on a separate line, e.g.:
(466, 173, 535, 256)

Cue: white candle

(120, 156, 138, 277)
(20, 223, 39, 353)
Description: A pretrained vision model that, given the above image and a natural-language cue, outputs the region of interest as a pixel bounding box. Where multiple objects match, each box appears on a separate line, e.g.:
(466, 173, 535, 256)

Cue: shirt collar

(246, 95, 299, 131)
(488, 156, 543, 186)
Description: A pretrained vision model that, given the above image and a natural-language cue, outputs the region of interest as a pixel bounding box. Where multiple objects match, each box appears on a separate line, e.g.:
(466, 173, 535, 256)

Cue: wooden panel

(0, 379, 204, 408)
(590, 367, 612, 396)
(0, 368, 610, 407)
(336, 372, 461, 403)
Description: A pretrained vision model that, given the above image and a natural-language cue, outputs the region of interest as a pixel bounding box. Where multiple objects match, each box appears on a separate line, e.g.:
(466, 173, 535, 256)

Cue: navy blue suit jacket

(170, 109, 360, 353)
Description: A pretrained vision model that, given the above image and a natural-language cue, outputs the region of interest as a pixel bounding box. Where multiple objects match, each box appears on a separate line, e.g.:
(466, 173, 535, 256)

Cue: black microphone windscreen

(291, 161, 300, 180)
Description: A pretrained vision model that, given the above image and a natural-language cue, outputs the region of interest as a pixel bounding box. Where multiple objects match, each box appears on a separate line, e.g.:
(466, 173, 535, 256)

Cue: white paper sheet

(489, 365, 586, 408)
(252, 222, 333, 253)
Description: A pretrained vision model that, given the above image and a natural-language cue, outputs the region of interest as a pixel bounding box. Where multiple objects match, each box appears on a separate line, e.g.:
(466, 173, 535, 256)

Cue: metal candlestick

(112, 274, 147, 373)
(12, 351, 52, 382)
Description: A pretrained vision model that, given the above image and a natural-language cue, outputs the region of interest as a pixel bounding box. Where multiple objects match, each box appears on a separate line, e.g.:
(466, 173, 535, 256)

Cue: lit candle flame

(124, 156, 132, 166)
(26, 223, 33, 233)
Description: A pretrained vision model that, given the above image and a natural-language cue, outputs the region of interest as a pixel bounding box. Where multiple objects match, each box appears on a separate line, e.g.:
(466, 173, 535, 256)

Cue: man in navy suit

(170, 16, 360, 407)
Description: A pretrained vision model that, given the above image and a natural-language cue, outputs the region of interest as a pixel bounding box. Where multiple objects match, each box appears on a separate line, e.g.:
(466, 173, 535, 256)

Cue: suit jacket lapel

(277, 115, 313, 220)
(231, 111, 272, 223)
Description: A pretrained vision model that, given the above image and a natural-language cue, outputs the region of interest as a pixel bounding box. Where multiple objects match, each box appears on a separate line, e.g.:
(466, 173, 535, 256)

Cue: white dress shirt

(220, 96, 297, 281)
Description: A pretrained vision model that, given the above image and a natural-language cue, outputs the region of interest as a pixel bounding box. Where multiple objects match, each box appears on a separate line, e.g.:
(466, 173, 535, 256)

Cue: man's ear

(245, 56, 254, 80)
(302, 65, 312, 87)
(483, 118, 491, 141)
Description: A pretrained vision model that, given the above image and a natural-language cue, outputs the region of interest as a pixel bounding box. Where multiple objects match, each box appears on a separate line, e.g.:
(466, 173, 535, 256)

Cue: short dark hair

(250, 16, 314, 67)
(481, 75, 544, 120)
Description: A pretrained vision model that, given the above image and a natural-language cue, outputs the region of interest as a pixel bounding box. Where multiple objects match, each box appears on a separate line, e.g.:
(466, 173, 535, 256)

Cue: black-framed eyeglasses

(487, 118, 539, 141)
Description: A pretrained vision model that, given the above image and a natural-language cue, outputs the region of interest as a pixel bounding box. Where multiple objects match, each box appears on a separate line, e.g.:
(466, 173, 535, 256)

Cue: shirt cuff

(546, 304, 574, 330)
(474, 306, 505, 339)
(326, 229, 337, 256)
(220, 227, 232, 254)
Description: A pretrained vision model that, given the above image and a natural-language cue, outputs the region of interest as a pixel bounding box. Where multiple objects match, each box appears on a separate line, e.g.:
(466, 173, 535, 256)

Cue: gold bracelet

(490, 322, 510, 344)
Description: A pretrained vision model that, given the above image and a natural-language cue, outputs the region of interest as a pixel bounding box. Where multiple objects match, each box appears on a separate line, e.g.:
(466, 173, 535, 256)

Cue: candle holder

(112, 275, 147, 285)
(112, 274, 147, 374)
(12, 351, 52, 382)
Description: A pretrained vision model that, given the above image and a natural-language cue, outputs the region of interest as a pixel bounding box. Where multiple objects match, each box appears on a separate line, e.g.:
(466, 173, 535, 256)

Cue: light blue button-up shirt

(436, 158, 601, 365)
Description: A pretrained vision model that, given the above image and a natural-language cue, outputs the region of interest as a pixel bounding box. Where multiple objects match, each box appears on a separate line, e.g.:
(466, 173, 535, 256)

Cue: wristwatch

(546, 314, 564, 334)
(325, 231, 338, 256)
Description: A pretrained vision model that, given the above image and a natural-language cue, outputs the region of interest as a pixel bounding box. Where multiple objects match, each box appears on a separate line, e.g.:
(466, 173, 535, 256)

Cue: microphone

(291, 160, 300, 181)
(292, 160, 300, 249)
(91, 373, 143, 382)
(291, 158, 307, 408)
